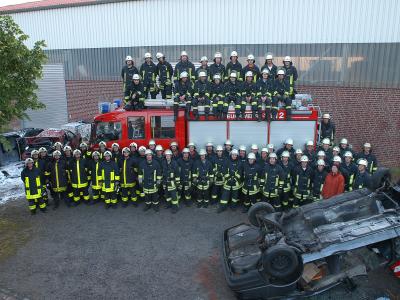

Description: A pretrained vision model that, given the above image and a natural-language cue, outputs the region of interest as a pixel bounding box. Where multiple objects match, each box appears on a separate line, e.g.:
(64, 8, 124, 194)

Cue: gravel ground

(0, 198, 399, 300)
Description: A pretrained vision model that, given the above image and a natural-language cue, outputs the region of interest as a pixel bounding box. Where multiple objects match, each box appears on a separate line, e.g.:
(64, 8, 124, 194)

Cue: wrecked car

(222, 169, 400, 299)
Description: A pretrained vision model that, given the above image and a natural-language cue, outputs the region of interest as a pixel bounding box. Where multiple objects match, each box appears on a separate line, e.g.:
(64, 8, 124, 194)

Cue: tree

(0, 15, 47, 134)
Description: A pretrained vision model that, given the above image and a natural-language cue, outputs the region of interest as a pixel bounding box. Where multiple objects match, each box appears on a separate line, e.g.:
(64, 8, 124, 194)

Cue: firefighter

(53, 141, 63, 153)
(37, 147, 50, 205)
(89, 151, 102, 205)
(139, 52, 158, 99)
(250, 144, 260, 161)
(62, 146, 74, 203)
(63, 146, 73, 164)
(119, 147, 137, 207)
(342, 151, 358, 191)
(192, 149, 214, 208)
(259, 148, 269, 168)
(267, 144, 275, 154)
(276, 138, 295, 159)
(224, 71, 243, 120)
(331, 146, 341, 163)
(319, 138, 333, 162)
(242, 54, 260, 82)
(210, 74, 225, 119)
(111, 142, 122, 164)
(192, 71, 211, 120)
(311, 159, 328, 201)
(242, 153, 262, 213)
(196, 56, 210, 80)
(155, 52, 173, 99)
(219, 149, 243, 213)
(205, 142, 215, 160)
(212, 145, 228, 204)
(224, 140, 233, 158)
(138, 149, 162, 211)
(339, 138, 354, 158)
(174, 51, 196, 83)
(239, 145, 247, 164)
(260, 153, 285, 210)
(148, 139, 156, 154)
(161, 149, 181, 213)
(257, 69, 274, 121)
(98, 141, 107, 160)
(357, 143, 378, 174)
(174, 71, 193, 120)
(316, 150, 328, 168)
(129, 142, 139, 158)
(282, 56, 298, 99)
(261, 54, 277, 79)
(320, 113, 336, 142)
(294, 149, 303, 166)
(209, 52, 225, 81)
(292, 155, 313, 207)
(225, 51, 242, 81)
(177, 148, 194, 206)
(46, 150, 68, 209)
(187, 142, 198, 161)
(243, 71, 258, 120)
(353, 159, 371, 190)
(80, 142, 92, 161)
(304, 141, 316, 162)
(21, 158, 46, 214)
(279, 151, 294, 209)
(273, 69, 292, 120)
(69, 149, 90, 206)
(170, 141, 180, 160)
(126, 74, 145, 110)
(121, 55, 139, 104)
(99, 151, 120, 209)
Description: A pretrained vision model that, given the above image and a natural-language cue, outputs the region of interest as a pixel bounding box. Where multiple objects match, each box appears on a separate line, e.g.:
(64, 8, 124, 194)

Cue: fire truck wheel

(262, 244, 299, 280)
(248, 202, 275, 227)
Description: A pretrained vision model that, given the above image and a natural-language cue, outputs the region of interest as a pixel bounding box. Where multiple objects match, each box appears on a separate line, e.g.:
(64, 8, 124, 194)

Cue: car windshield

(93, 121, 122, 143)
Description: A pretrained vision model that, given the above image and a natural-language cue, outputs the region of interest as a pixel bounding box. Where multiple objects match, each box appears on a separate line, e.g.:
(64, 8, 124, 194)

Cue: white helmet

(317, 150, 326, 157)
(164, 149, 172, 156)
(132, 74, 140, 80)
(261, 148, 268, 153)
(138, 146, 146, 152)
(306, 141, 314, 147)
(340, 138, 348, 145)
(145, 149, 153, 156)
(144, 52, 152, 59)
(363, 142, 371, 148)
(281, 151, 290, 158)
(25, 158, 34, 165)
(230, 51, 238, 57)
(99, 141, 107, 147)
(180, 51, 188, 57)
(122, 147, 130, 153)
(187, 142, 195, 148)
(31, 150, 39, 156)
(206, 142, 213, 147)
(277, 69, 285, 76)
(322, 138, 330, 145)
(344, 151, 353, 158)
(52, 150, 61, 157)
(283, 56, 291, 62)
(239, 145, 246, 151)
(300, 155, 309, 162)
(358, 159, 368, 167)
(92, 151, 100, 158)
(79, 142, 88, 148)
(149, 139, 156, 146)
(269, 153, 277, 159)
(200, 56, 208, 62)
(285, 138, 294, 145)
(63, 145, 72, 152)
(230, 72, 237, 78)
(198, 71, 207, 78)
(261, 69, 270, 75)
(156, 52, 164, 59)
(39, 147, 47, 153)
(170, 141, 178, 147)
(266, 54, 273, 60)
(182, 148, 190, 154)
(125, 55, 133, 61)
(104, 150, 112, 157)
(248, 153, 256, 160)
(247, 54, 255, 61)
(267, 143, 274, 149)
(54, 142, 63, 148)
(213, 74, 221, 80)
(295, 149, 303, 155)
(129, 142, 138, 148)
(322, 113, 330, 119)
(73, 149, 81, 156)
(231, 149, 239, 156)
(245, 71, 253, 78)
(199, 149, 207, 156)
(216, 145, 224, 151)
(333, 146, 340, 152)
(251, 144, 258, 150)
(112, 142, 119, 148)
(214, 52, 222, 59)
(317, 159, 325, 166)
(155, 145, 163, 151)
(180, 71, 188, 79)
(225, 140, 232, 146)
(333, 156, 342, 163)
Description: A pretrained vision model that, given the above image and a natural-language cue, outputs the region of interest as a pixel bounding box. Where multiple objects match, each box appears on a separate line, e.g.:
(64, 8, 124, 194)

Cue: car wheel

(262, 244, 299, 280)
(248, 202, 275, 227)
(368, 168, 390, 191)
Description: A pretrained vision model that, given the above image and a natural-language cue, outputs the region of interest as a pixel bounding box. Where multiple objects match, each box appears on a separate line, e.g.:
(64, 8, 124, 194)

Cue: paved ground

(0, 198, 400, 300)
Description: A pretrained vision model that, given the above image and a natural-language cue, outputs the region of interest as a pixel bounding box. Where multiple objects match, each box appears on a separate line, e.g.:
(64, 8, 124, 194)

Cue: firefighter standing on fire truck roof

(320, 113, 336, 142)
(242, 152, 262, 213)
(99, 151, 120, 209)
(260, 153, 285, 210)
(209, 52, 225, 81)
(273, 69, 292, 120)
(243, 71, 259, 120)
(192, 149, 214, 208)
(174, 51, 196, 84)
(161, 149, 181, 214)
(119, 147, 138, 207)
(192, 71, 212, 120)
(211, 74, 225, 119)
(257, 69, 275, 122)
(121, 55, 139, 104)
(21, 158, 47, 214)
(282, 56, 298, 99)
(140, 53, 158, 99)
(139, 149, 162, 212)
(174, 71, 193, 121)
(224, 71, 243, 120)
(242, 54, 260, 82)
(126, 74, 145, 111)
(69, 149, 90, 206)
(155, 52, 174, 99)
(225, 51, 242, 81)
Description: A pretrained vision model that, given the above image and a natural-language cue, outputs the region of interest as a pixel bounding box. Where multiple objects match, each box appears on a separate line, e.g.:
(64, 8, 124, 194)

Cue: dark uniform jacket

(292, 165, 313, 195)
(311, 169, 328, 197)
(242, 64, 261, 82)
(242, 81, 257, 98)
(356, 152, 378, 174)
(242, 162, 262, 195)
(121, 65, 139, 89)
(193, 80, 211, 98)
(224, 158, 243, 190)
(88, 159, 102, 190)
(260, 163, 284, 196)
(68, 158, 89, 188)
(320, 120, 336, 142)
(21, 167, 43, 199)
(174, 60, 196, 82)
(209, 63, 225, 81)
(156, 61, 174, 84)
(140, 62, 158, 85)
(225, 61, 243, 81)
(174, 80, 193, 98)
(341, 162, 358, 191)
(195, 66, 211, 81)
(128, 82, 145, 102)
(353, 171, 371, 190)
(161, 159, 181, 190)
(274, 78, 290, 96)
(193, 159, 214, 189)
(46, 159, 68, 192)
(224, 80, 243, 100)
(257, 78, 275, 97)
(99, 160, 120, 193)
(213, 155, 228, 185)
(118, 157, 137, 187)
(138, 159, 162, 193)
(177, 157, 193, 184)
(261, 64, 278, 78)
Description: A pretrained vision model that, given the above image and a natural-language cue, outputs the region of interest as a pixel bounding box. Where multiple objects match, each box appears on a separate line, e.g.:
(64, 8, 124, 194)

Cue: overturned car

(222, 169, 400, 299)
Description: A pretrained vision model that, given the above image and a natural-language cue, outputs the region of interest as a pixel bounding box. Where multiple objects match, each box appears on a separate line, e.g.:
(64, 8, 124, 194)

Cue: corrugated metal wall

(22, 64, 68, 128)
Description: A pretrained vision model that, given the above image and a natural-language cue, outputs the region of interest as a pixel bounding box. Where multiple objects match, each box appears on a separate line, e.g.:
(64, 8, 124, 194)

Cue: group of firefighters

(21, 124, 378, 215)
(121, 51, 297, 121)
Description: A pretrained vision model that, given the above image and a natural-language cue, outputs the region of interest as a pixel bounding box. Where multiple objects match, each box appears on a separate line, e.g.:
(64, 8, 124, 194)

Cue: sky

(0, 0, 39, 7)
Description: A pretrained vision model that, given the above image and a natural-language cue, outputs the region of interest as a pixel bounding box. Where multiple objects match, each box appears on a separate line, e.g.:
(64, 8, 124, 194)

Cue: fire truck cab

(90, 100, 320, 151)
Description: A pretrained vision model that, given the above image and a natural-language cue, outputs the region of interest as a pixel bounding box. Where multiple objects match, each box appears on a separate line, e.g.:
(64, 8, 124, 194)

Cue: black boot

(230, 202, 238, 211)
(241, 205, 249, 213)
(143, 203, 151, 211)
(112, 203, 117, 209)
(153, 204, 159, 212)
(122, 201, 128, 208)
(203, 201, 209, 208)
(40, 207, 47, 213)
(105, 203, 111, 209)
(185, 199, 192, 207)
(30, 209, 36, 215)
(196, 201, 202, 208)
(171, 204, 179, 214)
(165, 201, 172, 209)
(217, 204, 227, 213)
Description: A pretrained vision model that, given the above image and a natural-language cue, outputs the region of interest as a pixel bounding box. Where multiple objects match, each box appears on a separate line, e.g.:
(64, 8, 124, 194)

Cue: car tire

(368, 168, 390, 191)
(248, 202, 275, 227)
(262, 244, 299, 279)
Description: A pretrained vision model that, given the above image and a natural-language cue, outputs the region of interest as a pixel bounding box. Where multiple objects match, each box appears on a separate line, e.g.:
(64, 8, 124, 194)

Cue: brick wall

(65, 80, 400, 167)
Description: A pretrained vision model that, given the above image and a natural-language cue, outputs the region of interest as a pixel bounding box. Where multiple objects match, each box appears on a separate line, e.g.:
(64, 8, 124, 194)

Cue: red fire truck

(90, 100, 320, 151)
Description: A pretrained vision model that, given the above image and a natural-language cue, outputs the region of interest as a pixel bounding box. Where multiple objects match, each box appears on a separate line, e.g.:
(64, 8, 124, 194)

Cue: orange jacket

(322, 171, 345, 199)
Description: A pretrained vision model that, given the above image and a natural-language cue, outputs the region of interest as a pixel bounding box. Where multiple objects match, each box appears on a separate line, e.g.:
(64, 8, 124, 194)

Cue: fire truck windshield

(93, 121, 122, 143)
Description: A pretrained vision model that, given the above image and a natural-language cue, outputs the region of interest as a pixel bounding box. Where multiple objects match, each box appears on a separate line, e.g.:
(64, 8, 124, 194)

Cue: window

(94, 121, 122, 143)
(128, 117, 145, 139)
(151, 115, 175, 139)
